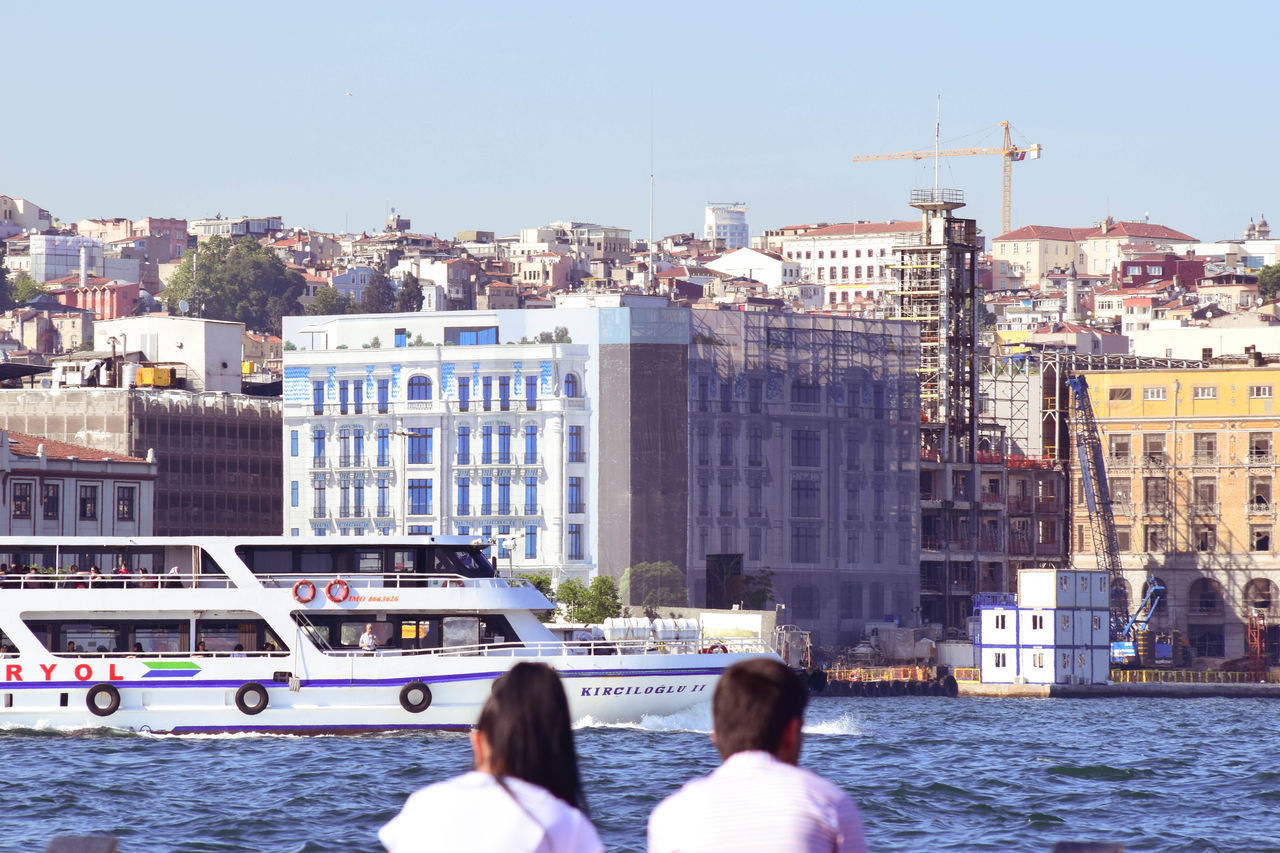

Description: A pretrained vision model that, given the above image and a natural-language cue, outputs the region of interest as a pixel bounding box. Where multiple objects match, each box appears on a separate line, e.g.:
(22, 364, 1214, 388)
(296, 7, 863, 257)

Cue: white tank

(122, 362, 140, 388)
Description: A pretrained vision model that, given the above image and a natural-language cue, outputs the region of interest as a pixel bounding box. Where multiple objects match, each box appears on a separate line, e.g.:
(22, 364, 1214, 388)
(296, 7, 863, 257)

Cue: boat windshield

(236, 544, 496, 579)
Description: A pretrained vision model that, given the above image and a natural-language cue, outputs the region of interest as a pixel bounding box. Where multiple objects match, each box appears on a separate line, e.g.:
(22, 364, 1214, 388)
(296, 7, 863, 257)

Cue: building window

(353, 381, 364, 414)
(524, 476, 538, 515)
(567, 524, 583, 560)
(524, 525, 538, 559)
(791, 480, 820, 517)
(377, 478, 389, 518)
(1193, 386, 1217, 400)
(313, 480, 326, 517)
(290, 480, 299, 508)
(497, 525, 511, 558)
(42, 483, 60, 520)
(481, 477, 492, 515)
(458, 378, 470, 412)
(339, 380, 349, 414)
(567, 477, 584, 514)
(1109, 434, 1131, 460)
(377, 428, 390, 467)
(313, 382, 325, 415)
(377, 379, 390, 414)
(1253, 526, 1271, 552)
(791, 430, 820, 467)
(1144, 524, 1167, 552)
(407, 375, 432, 401)
(1108, 387, 1132, 402)
(338, 427, 351, 466)
(525, 424, 538, 464)
(499, 377, 511, 411)
(408, 428, 432, 465)
(564, 374, 579, 397)
(1251, 386, 1274, 399)
(457, 426, 471, 464)
(394, 328, 407, 348)
(482, 377, 492, 411)
(498, 476, 511, 514)
(790, 524, 820, 563)
(568, 426, 585, 462)
(1115, 525, 1131, 551)
(748, 426, 763, 466)
(1142, 387, 1166, 401)
(497, 425, 512, 464)
(408, 479, 433, 515)
(749, 527, 762, 561)
(313, 429, 326, 467)
(791, 382, 821, 405)
(1194, 525, 1216, 553)
(78, 485, 98, 521)
(290, 430, 298, 457)
(525, 377, 538, 411)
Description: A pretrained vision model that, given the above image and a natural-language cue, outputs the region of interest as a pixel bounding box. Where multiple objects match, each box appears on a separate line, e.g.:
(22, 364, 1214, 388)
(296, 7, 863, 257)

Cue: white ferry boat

(0, 536, 773, 734)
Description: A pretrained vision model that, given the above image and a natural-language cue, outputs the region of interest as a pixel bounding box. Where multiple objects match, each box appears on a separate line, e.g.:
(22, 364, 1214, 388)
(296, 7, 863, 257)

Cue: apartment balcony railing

(311, 456, 327, 469)
(748, 507, 764, 518)
(977, 535, 1003, 552)
(568, 452, 586, 464)
(1008, 539, 1033, 556)
(980, 491, 1003, 506)
(1247, 499, 1277, 518)
(338, 508, 368, 519)
(311, 507, 327, 519)
(567, 503, 585, 514)
(1109, 501, 1134, 517)
(1248, 451, 1275, 467)
(1191, 452, 1218, 467)
(1143, 500, 1170, 516)
(1007, 496, 1032, 513)
(376, 509, 392, 518)
(920, 536, 945, 551)
(524, 505, 540, 515)
(1141, 453, 1169, 469)
(1034, 496, 1060, 512)
(1107, 454, 1133, 470)
(1035, 540, 1062, 556)
(1190, 501, 1220, 517)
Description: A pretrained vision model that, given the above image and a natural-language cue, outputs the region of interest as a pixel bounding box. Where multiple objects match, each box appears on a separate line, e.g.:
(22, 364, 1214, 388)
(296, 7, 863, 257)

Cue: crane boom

(851, 121, 1040, 236)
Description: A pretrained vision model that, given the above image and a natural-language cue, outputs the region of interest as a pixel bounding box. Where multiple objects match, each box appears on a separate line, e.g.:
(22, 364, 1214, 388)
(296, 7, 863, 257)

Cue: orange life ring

(325, 578, 350, 603)
(704, 644, 728, 654)
(292, 579, 317, 603)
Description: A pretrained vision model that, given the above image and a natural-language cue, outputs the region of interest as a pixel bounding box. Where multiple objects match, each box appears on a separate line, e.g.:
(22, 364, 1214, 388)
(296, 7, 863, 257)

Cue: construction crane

(1066, 375, 1164, 666)
(851, 121, 1041, 236)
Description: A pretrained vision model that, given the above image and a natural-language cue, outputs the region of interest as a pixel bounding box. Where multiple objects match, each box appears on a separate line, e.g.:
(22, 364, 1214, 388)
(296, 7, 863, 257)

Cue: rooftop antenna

(648, 86, 655, 293)
(933, 94, 941, 194)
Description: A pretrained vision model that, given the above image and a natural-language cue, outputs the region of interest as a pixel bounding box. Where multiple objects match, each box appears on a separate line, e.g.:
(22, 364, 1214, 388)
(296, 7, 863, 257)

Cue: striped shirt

(648, 751, 868, 853)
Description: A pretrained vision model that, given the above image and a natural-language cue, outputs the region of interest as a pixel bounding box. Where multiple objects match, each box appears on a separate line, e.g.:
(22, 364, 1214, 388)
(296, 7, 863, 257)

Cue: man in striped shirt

(648, 658, 868, 853)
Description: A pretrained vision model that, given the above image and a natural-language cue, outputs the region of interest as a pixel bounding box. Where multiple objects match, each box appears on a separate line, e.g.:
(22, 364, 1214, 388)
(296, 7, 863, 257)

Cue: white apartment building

(189, 215, 284, 241)
(704, 247, 800, 292)
(704, 204, 749, 250)
(776, 221, 922, 302)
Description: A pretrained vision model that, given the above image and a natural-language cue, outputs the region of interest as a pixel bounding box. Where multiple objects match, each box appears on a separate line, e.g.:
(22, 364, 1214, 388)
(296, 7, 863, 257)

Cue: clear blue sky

(6, 0, 1274, 243)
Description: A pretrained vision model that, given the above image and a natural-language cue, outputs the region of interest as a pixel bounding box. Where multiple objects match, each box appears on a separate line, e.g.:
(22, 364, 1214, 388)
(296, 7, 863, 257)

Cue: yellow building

(1073, 358, 1280, 661)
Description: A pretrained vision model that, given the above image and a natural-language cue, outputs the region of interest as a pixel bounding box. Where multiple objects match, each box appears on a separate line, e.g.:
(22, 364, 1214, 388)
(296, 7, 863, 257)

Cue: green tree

(556, 576, 622, 624)
(361, 265, 396, 313)
(307, 285, 358, 316)
(519, 572, 557, 623)
(1259, 263, 1280, 302)
(0, 263, 10, 311)
(396, 272, 423, 312)
(10, 273, 47, 306)
(163, 236, 303, 335)
(620, 560, 688, 608)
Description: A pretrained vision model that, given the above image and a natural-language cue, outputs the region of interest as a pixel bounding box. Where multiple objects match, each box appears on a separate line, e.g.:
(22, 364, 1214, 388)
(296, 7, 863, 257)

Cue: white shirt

(360, 630, 378, 651)
(380, 771, 603, 853)
(648, 750, 868, 853)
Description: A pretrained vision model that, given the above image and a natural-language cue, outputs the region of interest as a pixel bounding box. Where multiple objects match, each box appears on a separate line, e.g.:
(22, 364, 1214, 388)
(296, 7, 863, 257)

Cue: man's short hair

(711, 658, 808, 759)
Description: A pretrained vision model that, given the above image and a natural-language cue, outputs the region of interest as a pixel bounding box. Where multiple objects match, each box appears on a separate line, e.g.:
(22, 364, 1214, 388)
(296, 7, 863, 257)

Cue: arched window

(564, 373, 579, 398)
(1189, 578, 1223, 616)
(1245, 578, 1279, 617)
(407, 375, 432, 401)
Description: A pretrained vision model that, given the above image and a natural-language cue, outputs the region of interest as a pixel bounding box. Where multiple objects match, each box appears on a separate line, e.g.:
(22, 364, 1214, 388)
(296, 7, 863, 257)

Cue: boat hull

(0, 651, 764, 734)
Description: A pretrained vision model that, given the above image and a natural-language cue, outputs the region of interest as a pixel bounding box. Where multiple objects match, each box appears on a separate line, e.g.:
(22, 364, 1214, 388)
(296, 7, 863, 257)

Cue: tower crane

(851, 121, 1041, 236)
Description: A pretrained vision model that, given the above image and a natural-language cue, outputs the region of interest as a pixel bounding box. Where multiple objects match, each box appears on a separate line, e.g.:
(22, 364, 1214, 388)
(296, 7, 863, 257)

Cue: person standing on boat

(360, 623, 380, 653)
(648, 658, 868, 853)
(380, 662, 602, 853)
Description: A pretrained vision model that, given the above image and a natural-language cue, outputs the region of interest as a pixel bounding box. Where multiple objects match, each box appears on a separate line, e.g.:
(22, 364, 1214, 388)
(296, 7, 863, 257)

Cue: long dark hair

(475, 662, 587, 813)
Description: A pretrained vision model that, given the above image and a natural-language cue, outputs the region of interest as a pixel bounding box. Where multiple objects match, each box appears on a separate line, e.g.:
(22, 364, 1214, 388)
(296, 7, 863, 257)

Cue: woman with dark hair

(380, 662, 601, 853)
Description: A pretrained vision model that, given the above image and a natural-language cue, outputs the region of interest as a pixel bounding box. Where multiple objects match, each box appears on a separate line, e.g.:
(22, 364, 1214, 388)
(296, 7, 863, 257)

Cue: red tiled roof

(995, 225, 1095, 242)
(5, 430, 149, 464)
(1096, 222, 1196, 241)
(799, 221, 922, 238)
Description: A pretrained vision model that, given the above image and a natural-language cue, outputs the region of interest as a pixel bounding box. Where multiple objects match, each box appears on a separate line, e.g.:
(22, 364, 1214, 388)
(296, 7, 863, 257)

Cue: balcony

(1141, 453, 1169, 469)
(1110, 501, 1134, 517)
(311, 456, 327, 469)
(1246, 499, 1277, 518)
(748, 507, 764, 518)
(920, 535, 944, 551)
(568, 451, 586, 464)
(1190, 501, 1219, 517)
(1006, 496, 1032, 514)
(980, 491, 1004, 506)
(1008, 539, 1033, 556)
(338, 508, 368, 519)
(310, 507, 328, 519)
(567, 502, 585, 514)
(1191, 452, 1218, 467)
(978, 535, 1003, 552)
(1034, 496, 1060, 513)
(1107, 454, 1133, 470)
(523, 504, 540, 515)
(1247, 451, 1275, 467)
(1035, 539, 1062, 556)
(376, 509, 392, 519)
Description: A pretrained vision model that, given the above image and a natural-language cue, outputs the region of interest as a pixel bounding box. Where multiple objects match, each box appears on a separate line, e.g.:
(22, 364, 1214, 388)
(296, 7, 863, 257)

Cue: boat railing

(259, 573, 537, 591)
(46, 650, 293, 659)
(323, 636, 775, 659)
(0, 572, 228, 590)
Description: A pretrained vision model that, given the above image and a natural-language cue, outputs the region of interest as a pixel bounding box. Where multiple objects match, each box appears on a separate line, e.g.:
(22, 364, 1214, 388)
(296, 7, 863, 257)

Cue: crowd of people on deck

(0, 561, 186, 589)
(380, 659, 868, 853)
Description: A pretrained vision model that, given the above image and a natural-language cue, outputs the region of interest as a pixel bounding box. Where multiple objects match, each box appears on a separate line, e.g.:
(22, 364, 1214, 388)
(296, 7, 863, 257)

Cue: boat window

(132, 622, 190, 654)
(291, 612, 516, 652)
(300, 549, 334, 576)
(0, 628, 16, 655)
(196, 620, 287, 655)
(392, 550, 417, 572)
(355, 550, 383, 573)
(338, 620, 393, 647)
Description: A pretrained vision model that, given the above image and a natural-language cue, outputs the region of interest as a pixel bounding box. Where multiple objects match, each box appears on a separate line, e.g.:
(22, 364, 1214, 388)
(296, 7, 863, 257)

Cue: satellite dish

(178, 300, 190, 314)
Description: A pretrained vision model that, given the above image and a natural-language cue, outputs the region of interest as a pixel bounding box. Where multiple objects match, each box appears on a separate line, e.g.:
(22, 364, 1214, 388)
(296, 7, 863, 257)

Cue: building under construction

(890, 189, 1068, 630)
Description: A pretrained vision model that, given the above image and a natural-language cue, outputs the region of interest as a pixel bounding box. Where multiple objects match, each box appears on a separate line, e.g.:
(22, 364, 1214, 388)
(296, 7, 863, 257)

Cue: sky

(5, 0, 1277, 244)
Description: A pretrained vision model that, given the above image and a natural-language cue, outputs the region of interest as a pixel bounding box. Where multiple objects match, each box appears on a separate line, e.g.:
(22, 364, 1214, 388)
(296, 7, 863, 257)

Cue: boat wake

(802, 710, 864, 737)
(575, 704, 713, 733)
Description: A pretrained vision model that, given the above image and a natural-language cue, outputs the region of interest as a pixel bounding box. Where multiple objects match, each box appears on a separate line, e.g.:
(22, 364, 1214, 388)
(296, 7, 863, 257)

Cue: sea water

(3, 696, 1278, 852)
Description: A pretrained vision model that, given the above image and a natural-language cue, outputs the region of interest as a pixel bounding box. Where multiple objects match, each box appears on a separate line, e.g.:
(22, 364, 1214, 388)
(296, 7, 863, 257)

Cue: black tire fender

(86, 683, 120, 717)
(235, 682, 269, 716)
(399, 681, 432, 713)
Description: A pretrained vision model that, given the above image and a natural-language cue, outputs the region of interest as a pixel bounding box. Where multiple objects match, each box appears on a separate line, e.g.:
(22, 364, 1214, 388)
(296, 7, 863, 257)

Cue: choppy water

(3, 696, 1277, 852)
